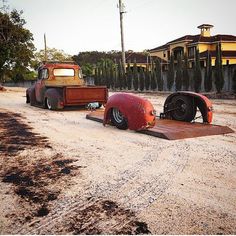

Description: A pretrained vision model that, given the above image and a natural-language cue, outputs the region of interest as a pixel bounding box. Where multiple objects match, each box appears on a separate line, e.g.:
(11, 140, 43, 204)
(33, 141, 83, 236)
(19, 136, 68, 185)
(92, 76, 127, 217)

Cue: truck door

(35, 68, 48, 103)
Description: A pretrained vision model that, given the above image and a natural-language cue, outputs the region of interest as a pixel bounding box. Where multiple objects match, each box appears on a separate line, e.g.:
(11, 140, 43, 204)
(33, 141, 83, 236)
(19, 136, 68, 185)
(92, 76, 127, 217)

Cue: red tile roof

(197, 24, 214, 29)
(149, 34, 236, 52)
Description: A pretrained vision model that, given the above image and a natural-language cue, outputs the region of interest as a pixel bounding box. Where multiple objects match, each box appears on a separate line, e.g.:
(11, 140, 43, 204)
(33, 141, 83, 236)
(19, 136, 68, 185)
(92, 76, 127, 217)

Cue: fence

(3, 80, 36, 88)
(2, 65, 236, 92)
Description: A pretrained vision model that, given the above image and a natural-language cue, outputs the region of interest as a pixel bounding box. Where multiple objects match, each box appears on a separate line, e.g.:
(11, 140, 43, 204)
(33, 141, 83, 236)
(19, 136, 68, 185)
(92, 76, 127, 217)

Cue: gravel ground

(0, 87, 236, 234)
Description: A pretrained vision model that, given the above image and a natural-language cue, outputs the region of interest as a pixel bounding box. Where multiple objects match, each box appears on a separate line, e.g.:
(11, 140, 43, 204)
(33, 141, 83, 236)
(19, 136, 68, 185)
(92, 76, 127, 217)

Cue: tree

(117, 60, 123, 90)
(214, 43, 224, 93)
(139, 67, 145, 91)
(175, 54, 183, 91)
(126, 60, 132, 90)
(113, 63, 118, 90)
(155, 59, 163, 91)
(150, 60, 157, 90)
(133, 59, 139, 91)
(193, 49, 202, 92)
(97, 64, 101, 85)
(204, 50, 212, 92)
(182, 53, 190, 90)
(101, 60, 106, 85)
(145, 65, 151, 90)
(105, 60, 111, 88)
(0, 9, 35, 82)
(81, 63, 93, 77)
(109, 63, 114, 89)
(167, 53, 175, 91)
(232, 69, 236, 94)
(94, 66, 98, 85)
(34, 47, 72, 63)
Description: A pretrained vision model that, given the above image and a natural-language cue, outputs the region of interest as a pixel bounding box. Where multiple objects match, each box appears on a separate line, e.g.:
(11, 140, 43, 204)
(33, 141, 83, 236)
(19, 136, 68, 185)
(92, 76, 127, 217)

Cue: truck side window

(38, 69, 42, 80)
(42, 69, 49, 79)
(78, 69, 83, 79)
(38, 69, 48, 80)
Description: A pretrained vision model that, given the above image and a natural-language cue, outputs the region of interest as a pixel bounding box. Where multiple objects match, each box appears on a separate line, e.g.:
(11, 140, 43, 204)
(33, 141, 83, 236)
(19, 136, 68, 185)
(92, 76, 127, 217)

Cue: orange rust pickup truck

(26, 62, 108, 110)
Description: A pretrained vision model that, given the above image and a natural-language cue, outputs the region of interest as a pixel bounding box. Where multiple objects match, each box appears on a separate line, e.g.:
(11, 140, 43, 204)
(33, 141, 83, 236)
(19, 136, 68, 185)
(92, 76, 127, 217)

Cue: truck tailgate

(65, 86, 108, 105)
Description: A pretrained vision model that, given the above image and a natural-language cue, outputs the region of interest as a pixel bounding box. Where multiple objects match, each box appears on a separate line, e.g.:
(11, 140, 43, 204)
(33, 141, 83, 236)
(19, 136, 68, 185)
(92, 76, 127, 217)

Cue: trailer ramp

(86, 110, 234, 140)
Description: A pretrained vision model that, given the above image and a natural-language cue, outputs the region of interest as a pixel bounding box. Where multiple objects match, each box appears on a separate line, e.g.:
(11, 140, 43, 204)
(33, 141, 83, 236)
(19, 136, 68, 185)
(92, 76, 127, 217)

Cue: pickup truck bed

(64, 86, 108, 105)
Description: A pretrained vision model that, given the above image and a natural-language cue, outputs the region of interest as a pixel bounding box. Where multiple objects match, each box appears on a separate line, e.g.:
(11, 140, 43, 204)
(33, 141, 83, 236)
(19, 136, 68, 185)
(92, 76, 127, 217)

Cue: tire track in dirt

(89, 143, 191, 211)
(0, 110, 151, 235)
(17, 142, 191, 234)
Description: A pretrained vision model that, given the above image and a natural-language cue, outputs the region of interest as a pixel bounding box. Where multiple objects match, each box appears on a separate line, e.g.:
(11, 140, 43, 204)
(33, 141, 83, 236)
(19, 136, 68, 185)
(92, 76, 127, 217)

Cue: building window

(173, 47, 184, 60)
(188, 47, 196, 57)
(163, 53, 166, 58)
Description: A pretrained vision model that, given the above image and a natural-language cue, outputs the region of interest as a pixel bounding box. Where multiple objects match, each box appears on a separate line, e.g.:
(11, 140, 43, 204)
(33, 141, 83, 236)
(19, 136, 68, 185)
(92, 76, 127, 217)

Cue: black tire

(29, 90, 36, 106)
(26, 94, 30, 104)
(170, 95, 197, 122)
(29, 95, 35, 106)
(110, 108, 128, 130)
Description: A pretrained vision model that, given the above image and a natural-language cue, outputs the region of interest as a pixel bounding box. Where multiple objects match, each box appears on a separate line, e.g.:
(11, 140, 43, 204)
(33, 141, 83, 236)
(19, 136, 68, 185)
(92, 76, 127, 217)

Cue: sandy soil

(0, 87, 236, 234)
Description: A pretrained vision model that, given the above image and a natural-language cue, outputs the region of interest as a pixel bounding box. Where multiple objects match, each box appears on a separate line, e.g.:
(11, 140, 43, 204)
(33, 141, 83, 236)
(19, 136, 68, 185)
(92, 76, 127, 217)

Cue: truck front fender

(164, 91, 213, 123)
(104, 93, 156, 130)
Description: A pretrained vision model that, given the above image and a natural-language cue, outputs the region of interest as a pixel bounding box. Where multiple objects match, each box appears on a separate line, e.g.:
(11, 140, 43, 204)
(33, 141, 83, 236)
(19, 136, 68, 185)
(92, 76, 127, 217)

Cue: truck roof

(39, 61, 81, 70)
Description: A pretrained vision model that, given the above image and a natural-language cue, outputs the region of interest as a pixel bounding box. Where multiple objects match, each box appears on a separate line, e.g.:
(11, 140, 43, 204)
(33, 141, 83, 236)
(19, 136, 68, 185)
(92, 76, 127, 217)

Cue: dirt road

(0, 87, 236, 234)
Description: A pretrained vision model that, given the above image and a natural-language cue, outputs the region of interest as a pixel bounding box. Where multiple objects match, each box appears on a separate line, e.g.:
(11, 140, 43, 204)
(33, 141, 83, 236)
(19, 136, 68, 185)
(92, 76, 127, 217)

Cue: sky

(5, 0, 236, 56)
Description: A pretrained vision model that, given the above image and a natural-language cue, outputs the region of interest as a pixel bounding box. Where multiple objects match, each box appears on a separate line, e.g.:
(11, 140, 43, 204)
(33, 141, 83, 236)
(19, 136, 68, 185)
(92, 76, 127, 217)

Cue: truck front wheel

(111, 108, 128, 130)
(46, 97, 53, 110)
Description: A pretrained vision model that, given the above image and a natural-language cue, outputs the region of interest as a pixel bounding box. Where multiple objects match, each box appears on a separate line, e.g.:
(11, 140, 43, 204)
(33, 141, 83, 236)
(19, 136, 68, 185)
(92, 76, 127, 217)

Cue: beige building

(149, 24, 236, 67)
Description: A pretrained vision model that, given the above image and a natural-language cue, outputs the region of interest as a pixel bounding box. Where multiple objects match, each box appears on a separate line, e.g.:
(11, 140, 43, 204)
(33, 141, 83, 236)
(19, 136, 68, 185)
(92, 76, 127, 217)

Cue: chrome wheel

(112, 108, 124, 124)
(46, 98, 52, 110)
(111, 108, 128, 130)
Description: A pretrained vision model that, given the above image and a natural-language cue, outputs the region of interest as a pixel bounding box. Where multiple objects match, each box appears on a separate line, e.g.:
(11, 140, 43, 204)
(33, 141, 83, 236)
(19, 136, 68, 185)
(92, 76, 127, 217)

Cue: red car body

(103, 93, 156, 130)
(164, 91, 213, 123)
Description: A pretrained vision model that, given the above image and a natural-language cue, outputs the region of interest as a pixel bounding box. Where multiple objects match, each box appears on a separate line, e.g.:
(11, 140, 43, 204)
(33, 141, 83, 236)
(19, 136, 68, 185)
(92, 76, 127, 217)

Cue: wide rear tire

(111, 108, 128, 130)
(26, 94, 30, 104)
(170, 95, 197, 122)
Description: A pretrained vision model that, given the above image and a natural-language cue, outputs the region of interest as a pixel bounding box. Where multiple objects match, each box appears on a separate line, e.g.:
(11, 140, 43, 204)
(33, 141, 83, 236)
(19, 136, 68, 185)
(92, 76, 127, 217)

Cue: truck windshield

(53, 69, 75, 77)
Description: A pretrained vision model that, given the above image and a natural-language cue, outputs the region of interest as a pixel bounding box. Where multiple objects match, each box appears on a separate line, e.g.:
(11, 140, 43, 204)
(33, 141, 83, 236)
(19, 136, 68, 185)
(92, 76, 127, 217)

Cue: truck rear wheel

(170, 95, 196, 122)
(111, 108, 128, 130)
(26, 94, 30, 103)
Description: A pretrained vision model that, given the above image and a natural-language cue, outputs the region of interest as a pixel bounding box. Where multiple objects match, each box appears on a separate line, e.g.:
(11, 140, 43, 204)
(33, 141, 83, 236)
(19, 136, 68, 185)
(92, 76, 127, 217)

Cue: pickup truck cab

(26, 61, 108, 110)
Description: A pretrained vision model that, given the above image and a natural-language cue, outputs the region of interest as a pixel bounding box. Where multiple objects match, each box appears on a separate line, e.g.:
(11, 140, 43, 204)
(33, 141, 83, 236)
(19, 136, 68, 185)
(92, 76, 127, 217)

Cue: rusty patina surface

(103, 93, 156, 130)
(138, 119, 233, 140)
(164, 91, 213, 123)
(65, 86, 108, 105)
(26, 62, 108, 109)
(43, 63, 85, 87)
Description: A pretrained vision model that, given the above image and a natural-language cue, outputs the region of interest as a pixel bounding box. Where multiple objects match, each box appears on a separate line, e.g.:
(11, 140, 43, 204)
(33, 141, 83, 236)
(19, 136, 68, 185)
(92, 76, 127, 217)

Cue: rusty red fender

(103, 93, 156, 130)
(164, 91, 213, 123)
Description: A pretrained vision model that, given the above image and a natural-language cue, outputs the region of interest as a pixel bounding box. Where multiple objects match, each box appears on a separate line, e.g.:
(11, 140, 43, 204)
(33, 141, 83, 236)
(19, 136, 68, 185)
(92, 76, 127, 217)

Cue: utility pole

(118, 0, 126, 73)
(44, 33, 47, 61)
